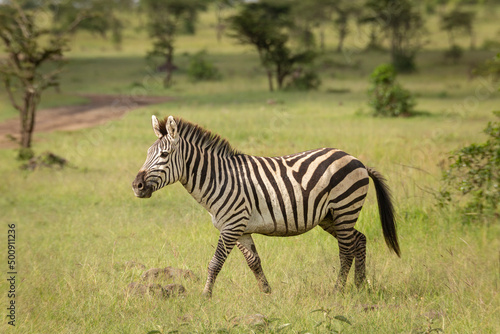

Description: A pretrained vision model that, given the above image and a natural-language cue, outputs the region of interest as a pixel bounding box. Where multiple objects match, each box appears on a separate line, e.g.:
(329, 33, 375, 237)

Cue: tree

(142, 0, 207, 87)
(290, 0, 363, 52)
(331, 1, 362, 53)
(290, 0, 332, 51)
(366, 0, 426, 72)
(228, 1, 317, 91)
(440, 8, 475, 50)
(214, 0, 240, 42)
(356, 5, 386, 51)
(53, 0, 133, 50)
(0, 1, 86, 158)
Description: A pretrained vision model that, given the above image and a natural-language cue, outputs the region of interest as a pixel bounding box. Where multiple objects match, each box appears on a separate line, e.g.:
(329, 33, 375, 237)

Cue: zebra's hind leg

(335, 235, 355, 291)
(319, 219, 349, 291)
(203, 232, 239, 297)
(320, 216, 366, 291)
(335, 228, 368, 290)
(353, 230, 367, 288)
(237, 234, 271, 294)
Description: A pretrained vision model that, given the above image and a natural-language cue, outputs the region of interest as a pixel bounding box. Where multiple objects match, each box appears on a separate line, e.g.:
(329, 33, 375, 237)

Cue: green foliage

(440, 8, 475, 49)
(187, 50, 221, 82)
(366, 0, 425, 72)
(367, 64, 416, 117)
(17, 147, 34, 161)
(228, 1, 318, 91)
(440, 9, 475, 35)
(444, 44, 464, 63)
(392, 53, 418, 73)
(51, 0, 132, 50)
(440, 112, 500, 220)
(143, 0, 207, 87)
(285, 69, 321, 91)
(2, 3, 500, 333)
(474, 53, 500, 79)
(311, 308, 352, 333)
(0, 1, 81, 154)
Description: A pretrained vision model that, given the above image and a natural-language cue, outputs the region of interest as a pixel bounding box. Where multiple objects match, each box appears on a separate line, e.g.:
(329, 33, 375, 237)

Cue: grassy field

(1, 5, 500, 334)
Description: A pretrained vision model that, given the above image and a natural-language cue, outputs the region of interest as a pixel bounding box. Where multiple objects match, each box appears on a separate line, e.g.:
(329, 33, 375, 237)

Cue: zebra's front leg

(203, 232, 239, 297)
(237, 234, 271, 294)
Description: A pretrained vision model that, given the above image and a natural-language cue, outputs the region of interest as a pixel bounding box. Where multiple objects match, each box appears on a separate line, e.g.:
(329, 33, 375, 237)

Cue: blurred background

(0, 1, 499, 333)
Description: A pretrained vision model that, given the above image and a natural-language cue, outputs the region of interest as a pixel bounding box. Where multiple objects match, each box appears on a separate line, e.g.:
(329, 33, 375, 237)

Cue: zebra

(132, 115, 400, 296)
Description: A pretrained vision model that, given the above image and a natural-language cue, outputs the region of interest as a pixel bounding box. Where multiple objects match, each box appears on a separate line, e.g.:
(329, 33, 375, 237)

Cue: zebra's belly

(244, 213, 324, 236)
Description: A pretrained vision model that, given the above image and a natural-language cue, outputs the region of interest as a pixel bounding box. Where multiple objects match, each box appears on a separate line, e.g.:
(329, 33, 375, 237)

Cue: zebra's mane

(158, 117, 241, 157)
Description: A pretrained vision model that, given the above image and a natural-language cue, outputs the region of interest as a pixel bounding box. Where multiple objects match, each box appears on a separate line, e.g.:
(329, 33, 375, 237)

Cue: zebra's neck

(176, 125, 242, 213)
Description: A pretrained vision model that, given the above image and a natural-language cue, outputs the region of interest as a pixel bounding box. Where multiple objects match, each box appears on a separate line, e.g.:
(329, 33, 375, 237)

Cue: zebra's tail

(367, 167, 401, 257)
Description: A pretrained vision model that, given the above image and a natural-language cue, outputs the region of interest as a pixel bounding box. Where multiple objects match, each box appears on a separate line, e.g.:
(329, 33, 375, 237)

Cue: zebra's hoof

(333, 284, 346, 294)
(261, 286, 272, 294)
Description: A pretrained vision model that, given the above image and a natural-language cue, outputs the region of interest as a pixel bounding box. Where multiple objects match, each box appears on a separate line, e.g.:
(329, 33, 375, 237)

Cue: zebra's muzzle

(132, 171, 152, 198)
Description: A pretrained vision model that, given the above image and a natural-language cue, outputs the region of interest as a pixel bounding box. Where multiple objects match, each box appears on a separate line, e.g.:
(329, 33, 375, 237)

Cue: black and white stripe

(132, 116, 400, 296)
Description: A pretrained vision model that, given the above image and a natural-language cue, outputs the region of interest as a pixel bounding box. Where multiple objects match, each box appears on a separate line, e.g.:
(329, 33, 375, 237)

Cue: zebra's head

(132, 115, 183, 198)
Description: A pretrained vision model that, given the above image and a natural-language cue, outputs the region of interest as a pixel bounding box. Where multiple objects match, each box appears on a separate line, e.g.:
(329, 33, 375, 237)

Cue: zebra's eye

(160, 151, 169, 158)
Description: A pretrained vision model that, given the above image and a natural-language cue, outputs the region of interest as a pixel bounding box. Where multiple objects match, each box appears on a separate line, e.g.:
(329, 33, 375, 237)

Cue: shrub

(367, 64, 416, 117)
(187, 50, 221, 82)
(392, 53, 417, 73)
(17, 147, 34, 161)
(439, 112, 500, 221)
(444, 44, 463, 63)
(285, 68, 321, 91)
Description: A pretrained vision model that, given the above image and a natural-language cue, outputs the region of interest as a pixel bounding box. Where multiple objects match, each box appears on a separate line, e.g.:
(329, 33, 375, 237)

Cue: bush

(439, 112, 500, 221)
(17, 147, 34, 161)
(367, 64, 416, 117)
(285, 68, 321, 91)
(392, 53, 417, 73)
(187, 50, 221, 82)
(444, 44, 463, 63)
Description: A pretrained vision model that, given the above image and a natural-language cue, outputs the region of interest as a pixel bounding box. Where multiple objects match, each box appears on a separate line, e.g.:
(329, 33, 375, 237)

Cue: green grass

(1, 5, 500, 334)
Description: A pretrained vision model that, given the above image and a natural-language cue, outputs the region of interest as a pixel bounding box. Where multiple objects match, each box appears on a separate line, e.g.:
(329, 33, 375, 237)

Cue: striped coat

(132, 116, 400, 296)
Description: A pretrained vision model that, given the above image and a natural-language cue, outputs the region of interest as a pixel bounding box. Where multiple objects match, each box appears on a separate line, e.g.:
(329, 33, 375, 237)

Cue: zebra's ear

(152, 115, 163, 139)
(166, 116, 178, 143)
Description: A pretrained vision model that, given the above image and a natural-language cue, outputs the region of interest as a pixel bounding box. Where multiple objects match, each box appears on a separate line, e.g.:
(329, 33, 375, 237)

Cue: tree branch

(3, 78, 23, 113)
(62, 11, 90, 35)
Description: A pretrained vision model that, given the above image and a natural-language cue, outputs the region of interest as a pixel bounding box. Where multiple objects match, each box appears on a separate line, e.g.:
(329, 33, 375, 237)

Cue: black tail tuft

(367, 167, 401, 257)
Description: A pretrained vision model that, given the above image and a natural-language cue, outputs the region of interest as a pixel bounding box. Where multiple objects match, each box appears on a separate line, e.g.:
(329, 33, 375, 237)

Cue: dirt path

(0, 94, 173, 149)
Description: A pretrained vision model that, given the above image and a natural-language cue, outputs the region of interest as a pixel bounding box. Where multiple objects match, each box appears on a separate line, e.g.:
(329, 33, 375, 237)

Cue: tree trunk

(20, 90, 38, 150)
(448, 30, 455, 48)
(276, 64, 285, 90)
(319, 27, 325, 51)
(164, 46, 174, 88)
(267, 70, 274, 92)
(366, 24, 381, 50)
(216, 24, 224, 43)
(258, 48, 274, 92)
(277, 74, 285, 90)
(390, 27, 401, 66)
(469, 29, 476, 50)
(337, 22, 347, 52)
(215, 5, 224, 43)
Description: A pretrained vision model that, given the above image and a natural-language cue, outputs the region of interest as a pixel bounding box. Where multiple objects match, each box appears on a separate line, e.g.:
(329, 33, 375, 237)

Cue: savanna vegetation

(0, 0, 499, 333)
